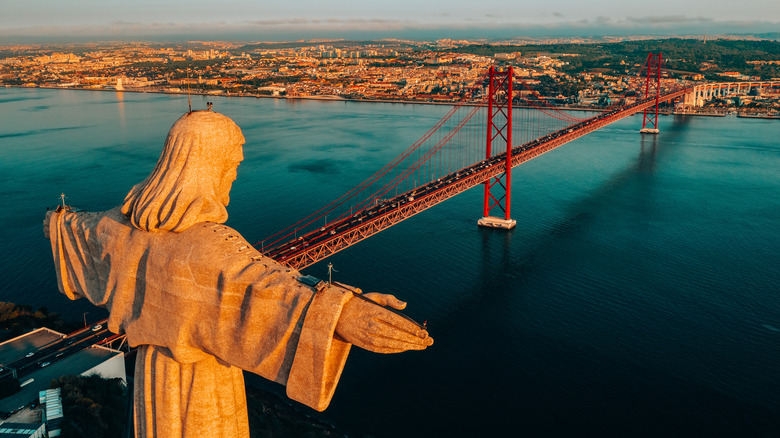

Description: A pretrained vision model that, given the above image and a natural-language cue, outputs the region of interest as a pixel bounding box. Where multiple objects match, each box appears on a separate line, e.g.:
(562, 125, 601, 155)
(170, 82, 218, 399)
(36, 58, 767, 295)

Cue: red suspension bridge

(257, 53, 692, 270)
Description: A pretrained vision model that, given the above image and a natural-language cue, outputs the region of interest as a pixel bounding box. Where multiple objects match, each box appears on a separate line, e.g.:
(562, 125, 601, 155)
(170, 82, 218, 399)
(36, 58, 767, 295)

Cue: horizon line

(1, 18, 779, 45)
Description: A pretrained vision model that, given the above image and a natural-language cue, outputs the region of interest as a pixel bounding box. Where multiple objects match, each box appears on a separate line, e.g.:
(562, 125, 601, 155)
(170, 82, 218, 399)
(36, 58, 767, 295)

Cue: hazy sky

(2, 0, 779, 42)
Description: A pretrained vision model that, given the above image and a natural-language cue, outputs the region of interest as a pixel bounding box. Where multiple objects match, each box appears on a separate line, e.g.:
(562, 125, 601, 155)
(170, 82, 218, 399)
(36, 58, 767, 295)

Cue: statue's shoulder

(103, 206, 131, 223)
(174, 222, 297, 276)
(184, 222, 244, 241)
(55, 205, 126, 227)
(181, 221, 262, 260)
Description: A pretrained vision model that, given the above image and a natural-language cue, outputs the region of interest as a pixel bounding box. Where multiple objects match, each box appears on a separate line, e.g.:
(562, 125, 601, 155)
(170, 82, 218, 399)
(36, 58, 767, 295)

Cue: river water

(1, 87, 779, 437)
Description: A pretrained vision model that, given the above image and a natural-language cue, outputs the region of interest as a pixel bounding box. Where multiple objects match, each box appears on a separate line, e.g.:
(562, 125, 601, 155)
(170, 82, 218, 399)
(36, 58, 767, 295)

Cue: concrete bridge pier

(477, 216, 517, 229)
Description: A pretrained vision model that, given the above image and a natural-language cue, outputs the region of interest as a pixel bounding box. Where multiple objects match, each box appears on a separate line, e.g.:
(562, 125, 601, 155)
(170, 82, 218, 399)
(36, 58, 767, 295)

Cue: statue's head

(121, 111, 245, 232)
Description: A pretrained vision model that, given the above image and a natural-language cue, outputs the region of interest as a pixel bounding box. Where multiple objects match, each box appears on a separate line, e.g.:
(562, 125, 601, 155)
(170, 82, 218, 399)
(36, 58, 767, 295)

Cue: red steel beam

(482, 66, 513, 220)
(641, 53, 663, 131)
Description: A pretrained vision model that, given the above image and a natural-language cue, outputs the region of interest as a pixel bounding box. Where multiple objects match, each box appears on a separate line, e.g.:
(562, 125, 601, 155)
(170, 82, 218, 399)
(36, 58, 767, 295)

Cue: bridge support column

(479, 65, 516, 230)
(685, 86, 698, 107)
(640, 52, 662, 134)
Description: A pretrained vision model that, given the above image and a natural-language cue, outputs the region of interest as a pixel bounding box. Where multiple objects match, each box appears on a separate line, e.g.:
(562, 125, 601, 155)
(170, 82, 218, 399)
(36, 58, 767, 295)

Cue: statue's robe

(47, 206, 353, 437)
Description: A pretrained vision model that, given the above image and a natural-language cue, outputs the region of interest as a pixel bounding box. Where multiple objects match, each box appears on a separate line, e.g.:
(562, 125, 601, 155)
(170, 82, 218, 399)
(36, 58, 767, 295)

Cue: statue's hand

(335, 293, 433, 354)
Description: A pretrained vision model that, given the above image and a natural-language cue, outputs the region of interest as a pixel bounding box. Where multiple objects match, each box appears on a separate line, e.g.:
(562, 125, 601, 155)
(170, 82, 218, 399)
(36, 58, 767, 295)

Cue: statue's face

(219, 142, 244, 206)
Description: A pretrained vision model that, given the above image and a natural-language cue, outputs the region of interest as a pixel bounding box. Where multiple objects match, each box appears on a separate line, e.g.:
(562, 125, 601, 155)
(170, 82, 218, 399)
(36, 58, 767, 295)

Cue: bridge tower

(640, 52, 662, 134)
(478, 66, 517, 229)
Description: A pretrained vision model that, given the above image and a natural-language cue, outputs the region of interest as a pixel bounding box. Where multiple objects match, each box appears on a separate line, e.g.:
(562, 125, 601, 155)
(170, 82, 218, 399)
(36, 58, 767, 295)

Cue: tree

(0, 379, 20, 399)
(0, 302, 80, 342)
(51, 375, 128, 438)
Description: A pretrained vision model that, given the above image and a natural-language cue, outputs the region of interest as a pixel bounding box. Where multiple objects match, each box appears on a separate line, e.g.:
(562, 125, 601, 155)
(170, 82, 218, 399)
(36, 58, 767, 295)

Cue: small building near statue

(0, 328, 126, 416)
(0, 421, 46, 438)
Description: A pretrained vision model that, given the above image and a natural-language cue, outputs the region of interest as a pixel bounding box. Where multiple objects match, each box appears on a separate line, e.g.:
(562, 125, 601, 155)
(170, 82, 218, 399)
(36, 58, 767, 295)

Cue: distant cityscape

(2, 37, 780, 114)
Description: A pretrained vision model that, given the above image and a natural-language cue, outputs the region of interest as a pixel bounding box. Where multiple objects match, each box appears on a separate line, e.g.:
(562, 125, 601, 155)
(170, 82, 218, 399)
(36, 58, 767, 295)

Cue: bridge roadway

(0, 319, 111, 382)
(267, 87, 692, 270)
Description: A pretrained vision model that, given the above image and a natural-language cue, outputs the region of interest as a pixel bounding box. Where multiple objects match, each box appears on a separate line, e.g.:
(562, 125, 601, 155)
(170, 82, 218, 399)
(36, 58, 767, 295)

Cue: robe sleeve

(286, 285, 353, 410)
(46, 208, 109, 304)
(175, 223, 355, 411)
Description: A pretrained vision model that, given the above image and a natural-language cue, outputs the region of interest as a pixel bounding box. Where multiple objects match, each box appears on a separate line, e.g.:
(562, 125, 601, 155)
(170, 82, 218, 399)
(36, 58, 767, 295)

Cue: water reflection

(116, 91, 125, 133)
(638, 133, 658, 174)
(479, 225, 515, 290)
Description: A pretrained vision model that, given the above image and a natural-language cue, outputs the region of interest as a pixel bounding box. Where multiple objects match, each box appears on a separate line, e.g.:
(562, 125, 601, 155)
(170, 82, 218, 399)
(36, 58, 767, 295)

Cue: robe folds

(47, 206, 353, 437)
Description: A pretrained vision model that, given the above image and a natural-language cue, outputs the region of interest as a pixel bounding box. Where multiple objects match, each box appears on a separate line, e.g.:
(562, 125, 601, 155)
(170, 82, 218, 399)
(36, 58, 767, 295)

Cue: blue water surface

(1, 87, 779, 437)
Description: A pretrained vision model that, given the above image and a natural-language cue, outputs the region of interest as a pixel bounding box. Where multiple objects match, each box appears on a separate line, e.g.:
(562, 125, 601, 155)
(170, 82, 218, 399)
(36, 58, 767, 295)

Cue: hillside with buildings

(2, 38, 779, 113)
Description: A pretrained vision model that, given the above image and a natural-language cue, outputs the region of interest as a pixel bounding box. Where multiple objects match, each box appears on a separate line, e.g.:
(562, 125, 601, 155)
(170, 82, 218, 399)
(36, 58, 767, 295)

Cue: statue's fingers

(363, 345, 410, 354)
(383, 295, 407, 310)
(363, 293, 407, 310)
(372, 320, 433, 345)
(370, 345, 429, 354)
(366, 333, 434, 353)
(374, 311, 427, 336)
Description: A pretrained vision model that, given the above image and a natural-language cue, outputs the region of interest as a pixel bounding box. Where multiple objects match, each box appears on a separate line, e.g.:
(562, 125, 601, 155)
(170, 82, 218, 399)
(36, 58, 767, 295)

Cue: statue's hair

(121, 111, 245, 232)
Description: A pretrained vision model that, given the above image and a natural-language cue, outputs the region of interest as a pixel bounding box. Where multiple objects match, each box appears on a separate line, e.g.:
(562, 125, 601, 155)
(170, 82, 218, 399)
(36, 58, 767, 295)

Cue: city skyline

(2, 0, 780, 43)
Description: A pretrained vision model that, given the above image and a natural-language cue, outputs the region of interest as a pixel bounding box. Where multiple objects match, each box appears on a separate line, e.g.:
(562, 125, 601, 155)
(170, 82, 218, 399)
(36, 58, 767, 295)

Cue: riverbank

(4, 84, 603, 113)
(22, 84, 765, 117)
(736, 112, 780, 119)
(21, 84, 767, 118)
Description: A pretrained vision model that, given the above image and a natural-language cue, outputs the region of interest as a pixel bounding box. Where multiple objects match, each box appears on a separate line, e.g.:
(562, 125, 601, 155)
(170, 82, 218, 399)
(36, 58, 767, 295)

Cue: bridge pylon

(640, 52, 662, 134)
(478, 66, 516, 230)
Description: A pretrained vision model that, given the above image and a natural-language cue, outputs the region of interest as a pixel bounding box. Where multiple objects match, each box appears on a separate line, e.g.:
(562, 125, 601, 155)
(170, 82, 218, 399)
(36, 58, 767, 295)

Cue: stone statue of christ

(44, 111, 432, 437)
